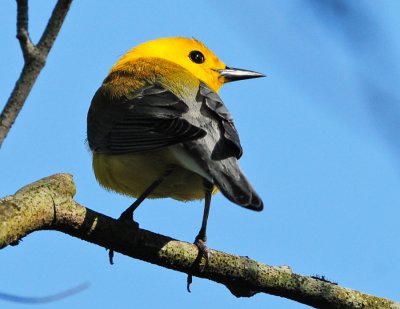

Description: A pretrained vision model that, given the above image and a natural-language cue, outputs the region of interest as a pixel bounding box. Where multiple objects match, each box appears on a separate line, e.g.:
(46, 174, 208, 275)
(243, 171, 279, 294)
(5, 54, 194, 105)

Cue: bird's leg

(187, 181, 213, 292)
(118, 178, 164, 222)
(194, 180, 213, 265)
(109, 177, 165, 265)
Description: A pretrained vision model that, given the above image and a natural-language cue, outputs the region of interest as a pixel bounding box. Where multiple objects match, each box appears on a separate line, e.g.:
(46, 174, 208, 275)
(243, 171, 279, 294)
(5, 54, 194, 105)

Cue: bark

(0, 173, 399, 309)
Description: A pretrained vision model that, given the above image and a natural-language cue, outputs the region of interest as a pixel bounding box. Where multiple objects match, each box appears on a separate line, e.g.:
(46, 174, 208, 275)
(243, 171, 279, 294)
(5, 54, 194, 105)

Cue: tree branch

(0, 174, 398, 309)
(0, 0, 73, 147)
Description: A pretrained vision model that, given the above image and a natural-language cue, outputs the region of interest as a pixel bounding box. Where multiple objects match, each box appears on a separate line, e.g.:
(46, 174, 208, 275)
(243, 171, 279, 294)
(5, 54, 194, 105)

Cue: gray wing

(87, 84, 206, 154)
(182, 82, 263, 211)
(199, 83, 243, 160)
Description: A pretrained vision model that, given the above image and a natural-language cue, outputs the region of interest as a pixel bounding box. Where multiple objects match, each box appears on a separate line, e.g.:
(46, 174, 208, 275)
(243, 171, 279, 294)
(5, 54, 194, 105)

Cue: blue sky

(1, 1, 400, 308)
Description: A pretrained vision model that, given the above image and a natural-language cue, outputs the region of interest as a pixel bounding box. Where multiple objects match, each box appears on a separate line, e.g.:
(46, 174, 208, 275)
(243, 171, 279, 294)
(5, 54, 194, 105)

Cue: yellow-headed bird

(87, 37, 264, 258)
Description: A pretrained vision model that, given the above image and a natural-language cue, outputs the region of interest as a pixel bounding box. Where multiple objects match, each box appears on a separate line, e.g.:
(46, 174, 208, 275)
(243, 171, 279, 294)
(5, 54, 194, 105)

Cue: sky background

(1, 1, 400, 308)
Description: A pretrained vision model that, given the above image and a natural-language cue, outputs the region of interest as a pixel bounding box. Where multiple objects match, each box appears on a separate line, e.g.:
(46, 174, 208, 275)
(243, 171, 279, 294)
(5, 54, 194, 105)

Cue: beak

(217, 66, 265, 82)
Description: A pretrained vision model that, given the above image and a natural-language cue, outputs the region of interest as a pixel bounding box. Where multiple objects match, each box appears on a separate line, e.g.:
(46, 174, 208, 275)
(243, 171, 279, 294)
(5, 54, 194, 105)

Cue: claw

(186, 236, 212, 292)
(187, 274, 193, 292)
(108, 248, 115, 265)
(194, 238, 212, 268)
(108, 215, 139, 265)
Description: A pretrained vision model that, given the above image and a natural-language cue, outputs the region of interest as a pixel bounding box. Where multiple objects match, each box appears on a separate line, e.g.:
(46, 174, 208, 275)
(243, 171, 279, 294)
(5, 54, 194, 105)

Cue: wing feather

(87, 84, 205, 154)
(198, 82, 243, 159)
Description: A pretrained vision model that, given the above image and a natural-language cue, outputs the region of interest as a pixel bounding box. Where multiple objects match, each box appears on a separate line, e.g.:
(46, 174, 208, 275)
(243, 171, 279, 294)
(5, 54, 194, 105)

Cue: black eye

(189, 50, 205, 64)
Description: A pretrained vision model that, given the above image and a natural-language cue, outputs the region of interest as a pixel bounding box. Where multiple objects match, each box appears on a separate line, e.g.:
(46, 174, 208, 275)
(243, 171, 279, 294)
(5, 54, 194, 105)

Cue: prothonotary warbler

(87, 37, 264, 261)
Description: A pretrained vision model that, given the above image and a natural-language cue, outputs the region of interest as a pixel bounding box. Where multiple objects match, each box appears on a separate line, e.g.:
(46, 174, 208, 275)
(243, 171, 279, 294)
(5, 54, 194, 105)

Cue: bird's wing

(179, 82, 263, 211)
(87, 84, 206, 154)
(198, 82, 243, 160)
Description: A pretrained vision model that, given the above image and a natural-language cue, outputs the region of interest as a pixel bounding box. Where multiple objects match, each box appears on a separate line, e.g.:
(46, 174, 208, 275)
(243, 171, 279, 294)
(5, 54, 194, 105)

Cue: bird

(87, 37, 264, 262)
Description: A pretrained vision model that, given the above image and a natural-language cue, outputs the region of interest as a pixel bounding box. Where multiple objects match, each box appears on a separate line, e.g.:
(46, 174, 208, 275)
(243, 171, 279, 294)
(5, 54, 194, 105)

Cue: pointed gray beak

(217, 66, 265, 82)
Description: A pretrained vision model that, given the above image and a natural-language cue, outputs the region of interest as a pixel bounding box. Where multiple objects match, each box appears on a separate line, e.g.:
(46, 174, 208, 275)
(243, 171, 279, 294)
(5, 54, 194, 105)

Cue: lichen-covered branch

(0, 174, 398, 309)
(0, 0, 73, 147)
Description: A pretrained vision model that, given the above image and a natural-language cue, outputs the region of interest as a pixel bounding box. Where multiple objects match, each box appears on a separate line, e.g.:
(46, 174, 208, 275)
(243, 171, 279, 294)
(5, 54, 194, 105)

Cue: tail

(176, 141, 263, 210)
(208, 157, 263, 211)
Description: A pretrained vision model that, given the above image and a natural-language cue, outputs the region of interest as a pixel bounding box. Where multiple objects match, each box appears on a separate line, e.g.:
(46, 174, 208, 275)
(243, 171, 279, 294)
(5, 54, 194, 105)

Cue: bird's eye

(189, 50, 205, 64)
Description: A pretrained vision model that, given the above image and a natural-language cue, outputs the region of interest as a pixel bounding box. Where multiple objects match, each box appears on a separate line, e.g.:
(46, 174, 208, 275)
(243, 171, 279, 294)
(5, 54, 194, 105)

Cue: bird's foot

(187, 236, 212, 292)
(108, 211, 139, 265)
(194, 236, 212, 267)
(118, 207, 136, 223)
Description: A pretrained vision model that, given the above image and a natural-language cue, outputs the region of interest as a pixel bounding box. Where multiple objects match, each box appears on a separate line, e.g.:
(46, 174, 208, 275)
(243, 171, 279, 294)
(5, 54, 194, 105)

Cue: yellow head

(110, 37, 265, 92)
(111, 37, 225, 92)
(110, 37, 264, 93)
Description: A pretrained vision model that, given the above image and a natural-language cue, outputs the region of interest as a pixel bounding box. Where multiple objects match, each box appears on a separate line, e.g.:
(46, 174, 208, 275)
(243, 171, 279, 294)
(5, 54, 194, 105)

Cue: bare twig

(16, 0, 36, 61)
(0, 174, 399, 309)
(0, 0, 73, 147)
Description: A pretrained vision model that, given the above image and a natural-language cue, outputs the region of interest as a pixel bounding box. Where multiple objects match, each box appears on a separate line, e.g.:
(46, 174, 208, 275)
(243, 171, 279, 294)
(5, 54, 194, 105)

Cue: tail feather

(179, 140, 263, 211)
(208, 158, 263, 211)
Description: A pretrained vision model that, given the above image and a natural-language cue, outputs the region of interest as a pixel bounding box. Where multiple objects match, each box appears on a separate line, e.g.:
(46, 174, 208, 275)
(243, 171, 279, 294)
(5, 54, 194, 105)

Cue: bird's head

(110, 37, 264, 93)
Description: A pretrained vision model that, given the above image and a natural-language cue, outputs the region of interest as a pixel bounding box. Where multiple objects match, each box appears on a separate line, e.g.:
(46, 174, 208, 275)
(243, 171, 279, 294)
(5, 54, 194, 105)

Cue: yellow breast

(93, 147, 217, 201)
